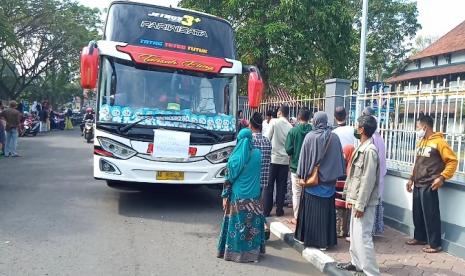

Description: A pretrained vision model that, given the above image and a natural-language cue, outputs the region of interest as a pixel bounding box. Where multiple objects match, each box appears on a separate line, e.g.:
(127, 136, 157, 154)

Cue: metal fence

(241, 81, 465, 182)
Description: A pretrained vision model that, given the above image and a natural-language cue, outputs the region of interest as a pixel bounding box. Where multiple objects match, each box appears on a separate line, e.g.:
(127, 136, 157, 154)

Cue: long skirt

(217, 198, 266, 263)
(295, 192, 337, 248)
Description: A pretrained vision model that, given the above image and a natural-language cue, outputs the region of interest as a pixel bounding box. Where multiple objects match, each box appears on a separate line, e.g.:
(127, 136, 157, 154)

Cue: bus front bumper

(94, 155, 226, 185)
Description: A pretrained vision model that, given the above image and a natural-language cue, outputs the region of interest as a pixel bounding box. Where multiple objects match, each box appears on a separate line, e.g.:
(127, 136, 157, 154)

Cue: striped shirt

(252, 132, 272, 188)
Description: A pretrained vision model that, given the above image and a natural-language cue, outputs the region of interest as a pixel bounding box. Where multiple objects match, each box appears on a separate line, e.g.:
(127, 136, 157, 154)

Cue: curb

(269, 218, 351, 276)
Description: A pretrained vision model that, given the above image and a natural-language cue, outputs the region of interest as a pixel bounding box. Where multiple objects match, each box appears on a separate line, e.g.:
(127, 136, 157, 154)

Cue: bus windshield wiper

(163, 119, 223, 142)
(118, 114, 186, 133)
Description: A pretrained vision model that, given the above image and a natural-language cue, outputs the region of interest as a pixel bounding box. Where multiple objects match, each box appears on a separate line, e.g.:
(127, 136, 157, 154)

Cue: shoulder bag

(299, 134, 332, 188)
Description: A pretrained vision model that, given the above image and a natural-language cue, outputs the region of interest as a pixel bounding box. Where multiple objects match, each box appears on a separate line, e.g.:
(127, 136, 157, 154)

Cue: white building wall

(403, 51, 465, 72)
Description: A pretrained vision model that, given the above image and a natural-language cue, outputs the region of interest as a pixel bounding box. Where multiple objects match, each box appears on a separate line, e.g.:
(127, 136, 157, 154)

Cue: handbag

(299, 134, 332, 188)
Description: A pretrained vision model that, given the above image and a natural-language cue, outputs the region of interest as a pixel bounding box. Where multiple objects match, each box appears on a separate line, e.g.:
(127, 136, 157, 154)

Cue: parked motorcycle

(83, 119, 94, 143)
(20, 115, 40, 137)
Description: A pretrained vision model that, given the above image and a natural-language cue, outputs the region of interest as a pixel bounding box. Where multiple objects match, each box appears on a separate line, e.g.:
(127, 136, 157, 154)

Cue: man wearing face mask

(362, 107, 387, 236)
(337, 115, 380, 276)
(405, 115, 457, 254)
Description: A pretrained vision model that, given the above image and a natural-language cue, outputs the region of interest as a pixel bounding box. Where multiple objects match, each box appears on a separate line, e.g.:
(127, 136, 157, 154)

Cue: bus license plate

(156, 171, 184, 181)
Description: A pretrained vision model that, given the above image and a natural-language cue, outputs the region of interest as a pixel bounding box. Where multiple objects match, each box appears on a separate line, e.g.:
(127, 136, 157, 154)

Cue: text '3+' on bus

(80, 0, 264, 189)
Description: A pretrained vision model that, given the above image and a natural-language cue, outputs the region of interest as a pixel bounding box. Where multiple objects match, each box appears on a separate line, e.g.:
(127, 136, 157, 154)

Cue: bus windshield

(105, 2, 236, 59)
(97, 57, 237, 133)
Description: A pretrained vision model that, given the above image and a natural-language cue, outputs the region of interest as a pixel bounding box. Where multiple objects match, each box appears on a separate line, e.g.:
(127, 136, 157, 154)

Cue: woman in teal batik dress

(217, 128, 266, 263)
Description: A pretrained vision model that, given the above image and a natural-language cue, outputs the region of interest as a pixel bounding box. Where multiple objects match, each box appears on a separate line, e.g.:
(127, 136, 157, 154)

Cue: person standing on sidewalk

(332, 106, 355, 148)
(284, 107, 312, 224)
(250, 112, 272, 239)
(250, 112, 272, 193)
(0, 101, 22, 157)
(263, 105, 292, 217)
(405, 115, 457, 253)
(294, 111, 344, 250)
(262, 110, 273, 135)
(362, 107, 387, 236)
(337, 115, 380, 276)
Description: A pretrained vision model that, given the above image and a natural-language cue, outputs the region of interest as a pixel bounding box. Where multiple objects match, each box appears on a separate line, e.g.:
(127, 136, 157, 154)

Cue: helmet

(86, 107, 93, 113)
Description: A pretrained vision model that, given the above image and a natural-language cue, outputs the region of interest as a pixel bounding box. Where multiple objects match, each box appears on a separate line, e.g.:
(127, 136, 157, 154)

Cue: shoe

(336, 262, 357, 271)
(276, 210, 284, 217)
(293, 238, 304, 245)
(11, 154, 20, 157)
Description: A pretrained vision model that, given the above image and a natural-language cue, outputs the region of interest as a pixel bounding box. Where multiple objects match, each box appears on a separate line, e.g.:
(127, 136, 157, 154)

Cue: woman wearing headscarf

(295, 111, 345, 249)
(217, 128, 266, 262)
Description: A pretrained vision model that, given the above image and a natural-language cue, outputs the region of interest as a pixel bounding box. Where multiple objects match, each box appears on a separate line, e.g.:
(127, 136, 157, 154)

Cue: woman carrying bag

(295, 111, 345, 250)
(217, 128, 266, 263)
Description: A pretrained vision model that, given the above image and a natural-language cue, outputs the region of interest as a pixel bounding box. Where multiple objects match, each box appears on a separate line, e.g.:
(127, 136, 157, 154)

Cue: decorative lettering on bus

(182, 61, 214, 72)
(139, 39, 164, 48)
(148, 12, 201, 27)
(139, 39, 209, 55)
(140, 21, 208, 38)
(187, 46, 208, 54)
(139, 54, 178, 66)
(165, 42, 187, 50)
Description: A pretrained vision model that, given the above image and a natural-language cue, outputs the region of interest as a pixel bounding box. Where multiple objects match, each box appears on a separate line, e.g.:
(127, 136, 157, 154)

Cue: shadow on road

(117, 186, 223, 225)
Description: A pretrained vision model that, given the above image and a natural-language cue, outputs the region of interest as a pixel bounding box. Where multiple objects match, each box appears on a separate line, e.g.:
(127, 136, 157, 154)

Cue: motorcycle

(20, 115, 40, 137)
(83, 119, 94, 143)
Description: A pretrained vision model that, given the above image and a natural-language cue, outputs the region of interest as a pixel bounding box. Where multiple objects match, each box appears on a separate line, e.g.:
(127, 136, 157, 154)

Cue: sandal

(288, 218, 297, 225)
(405, 239, 427, 246)
(422, 246, 442, 253)
(336, 262, 357, 271)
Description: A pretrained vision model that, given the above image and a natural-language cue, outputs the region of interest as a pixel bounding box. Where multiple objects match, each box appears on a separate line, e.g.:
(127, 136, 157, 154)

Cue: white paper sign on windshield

(152, 130, 190, 159)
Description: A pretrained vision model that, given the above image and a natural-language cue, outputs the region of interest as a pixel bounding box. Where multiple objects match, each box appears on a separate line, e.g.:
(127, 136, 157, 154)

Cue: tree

(0, 0, 101, 100)
(179, 0, 355, 94)
(351, 0, 421, 81)
(179, 0, 420, 94)
(412, 35, 438, 55)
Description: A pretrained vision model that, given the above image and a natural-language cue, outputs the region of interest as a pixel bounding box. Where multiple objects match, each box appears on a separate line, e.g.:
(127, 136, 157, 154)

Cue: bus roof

(108, 0, 232, 27)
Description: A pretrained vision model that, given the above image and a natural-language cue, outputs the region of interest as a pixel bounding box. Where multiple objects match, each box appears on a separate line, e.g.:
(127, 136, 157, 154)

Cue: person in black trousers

(405, 115, 457, 253)
(263, 105, 293, 217)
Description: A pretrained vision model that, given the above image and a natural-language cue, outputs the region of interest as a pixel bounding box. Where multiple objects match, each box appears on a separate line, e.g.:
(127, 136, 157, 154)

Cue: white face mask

(416, 128, 426, 139)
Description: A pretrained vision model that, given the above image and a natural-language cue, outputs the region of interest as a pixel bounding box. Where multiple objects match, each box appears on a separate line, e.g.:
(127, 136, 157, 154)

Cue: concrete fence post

(324, 78, 351, 125)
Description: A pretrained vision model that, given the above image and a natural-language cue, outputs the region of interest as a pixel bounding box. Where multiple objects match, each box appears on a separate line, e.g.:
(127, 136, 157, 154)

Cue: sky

(78, 0, 465, 39)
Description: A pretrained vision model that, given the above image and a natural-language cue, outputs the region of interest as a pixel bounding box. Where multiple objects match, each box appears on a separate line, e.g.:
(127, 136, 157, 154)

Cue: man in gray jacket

(337, 115, 380, 276)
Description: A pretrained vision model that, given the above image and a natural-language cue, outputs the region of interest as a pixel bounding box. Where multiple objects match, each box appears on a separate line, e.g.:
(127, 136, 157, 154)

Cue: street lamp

(356, 0, 369, 120)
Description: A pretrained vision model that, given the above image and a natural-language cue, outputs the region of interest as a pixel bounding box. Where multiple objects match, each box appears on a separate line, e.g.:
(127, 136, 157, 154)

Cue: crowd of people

(217, 104, 458, 276)
(32, 101, 75, 132)
(0, 99, 77, 158)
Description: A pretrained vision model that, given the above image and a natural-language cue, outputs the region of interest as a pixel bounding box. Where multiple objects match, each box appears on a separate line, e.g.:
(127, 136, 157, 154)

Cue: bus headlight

(206, 147, 234, 164)
(97, 137, 137, 160)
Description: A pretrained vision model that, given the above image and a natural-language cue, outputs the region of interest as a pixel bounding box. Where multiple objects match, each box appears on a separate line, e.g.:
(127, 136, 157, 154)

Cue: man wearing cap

(362, 107, 387, 235)
(0, 101, 22, 157)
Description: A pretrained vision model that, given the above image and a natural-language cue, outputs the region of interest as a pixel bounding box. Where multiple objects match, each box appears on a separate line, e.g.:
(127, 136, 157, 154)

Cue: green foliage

(354, 0, 421, 81)
(180, 0, 420, 94)
(0, 0, 101, 104)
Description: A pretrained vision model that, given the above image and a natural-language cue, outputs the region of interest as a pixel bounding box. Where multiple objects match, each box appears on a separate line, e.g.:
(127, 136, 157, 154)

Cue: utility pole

(356, 0, 369, 120)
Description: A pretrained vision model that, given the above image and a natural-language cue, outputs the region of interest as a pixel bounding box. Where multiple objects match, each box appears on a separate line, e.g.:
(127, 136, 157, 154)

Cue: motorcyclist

(80, 107, 94, 135)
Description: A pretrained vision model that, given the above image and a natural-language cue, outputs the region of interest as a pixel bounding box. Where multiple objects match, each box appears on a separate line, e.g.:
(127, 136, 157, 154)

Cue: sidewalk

(268, 207, 465, 276)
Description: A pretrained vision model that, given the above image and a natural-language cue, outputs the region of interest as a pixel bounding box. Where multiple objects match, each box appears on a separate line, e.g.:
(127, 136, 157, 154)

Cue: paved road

(0, 130, 322, 276)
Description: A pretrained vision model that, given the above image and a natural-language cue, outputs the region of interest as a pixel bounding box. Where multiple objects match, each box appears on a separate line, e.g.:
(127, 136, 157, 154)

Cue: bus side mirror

(80, 42, 99, 89)
(244, 66, 264, 109)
